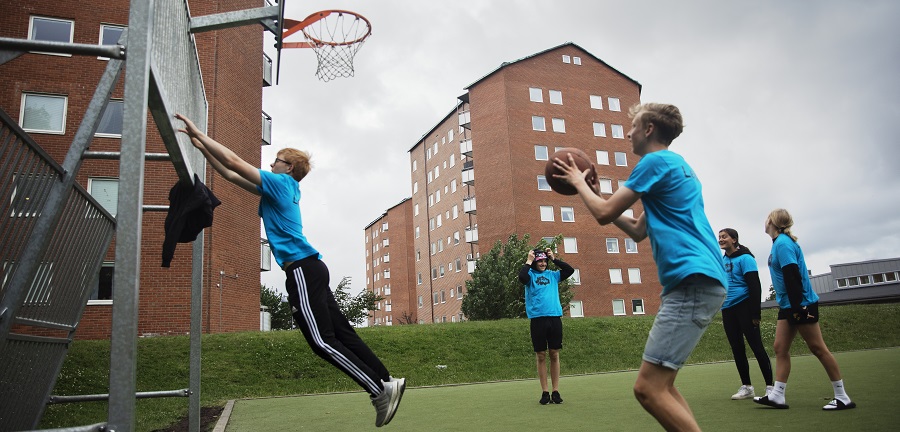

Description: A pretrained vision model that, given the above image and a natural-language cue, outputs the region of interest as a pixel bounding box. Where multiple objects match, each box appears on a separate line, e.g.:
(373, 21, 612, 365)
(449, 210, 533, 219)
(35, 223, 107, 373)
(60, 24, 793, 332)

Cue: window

(590, 95, 603, 110)
(549, 90, 562, 105)
(561, 206, 574, 222)
(88, 262, 114, 303)
(29, 16, 74, 56)
(569, 300, 584, 318)
(412, 160, 417, 171)
(532, 116, 546, 131)
(529, 87, 543, 102)
(414, 204, 419, 216)
(628, 268, 642, 284)
(454, 231, 460, 244)
(439, 265, 445, 277)
(614, 152, 628, 166)
(21, 93, 67, 134)
(593, 122, 606, 137)
(418, 295, 423, 308)
(569, 269, 581, 285)
(413, 182, 418, 194)
(562, 55, 571, 63)
(415, 226, 420, 238)
(609, 268, 623, 284)
(417, 273, 422, 284)
(440, 290, 446, 303)
(608, 97, 621, 111)
(624, 209, 635, 218)
(455, 258, 461, 272)
(625, 238, 638, 253)
(431, 268, 438, 280)
(606, 238, 619, 253)
(534, 145, 549, 160)
(540, 205, 554, 222)
(573, 56, 582, 65)
(99, 24, 125, 59)
(596, 150, 609, 165)
(611, 124, 625, 139)
(563, 237, 578, 253)
(416, 250, 420, 261)
(536, 175, 551, 191)
(88, 178, 119, 216)
(598, 178, 613, 194)
(632, 299, 645, 314)
(457, 286, 463, 299)
(551, 118, 566, 133)
(95, 100, 124, 137)
(612, 299, 626, 316)
(433, 293, 439, 305)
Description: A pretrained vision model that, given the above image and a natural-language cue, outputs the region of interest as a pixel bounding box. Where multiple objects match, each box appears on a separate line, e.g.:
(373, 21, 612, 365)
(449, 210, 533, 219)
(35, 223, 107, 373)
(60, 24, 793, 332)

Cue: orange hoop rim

(298, 10, 372, 47)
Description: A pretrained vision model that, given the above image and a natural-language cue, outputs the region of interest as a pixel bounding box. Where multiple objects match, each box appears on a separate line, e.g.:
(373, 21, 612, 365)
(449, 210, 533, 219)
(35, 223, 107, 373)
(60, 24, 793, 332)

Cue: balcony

(382, 238, 389, 247)
(263, 53, 273, 87)
(459, 139, 472, 157)
(467, 259, 476, 274)
(260, 239, 271, 271)
(458, 110, 471, 129)
(461, 161, 474, 185)
(465, 225, 478, 243)
(262, 111, 272, 146)
(463, 196, 476, 214)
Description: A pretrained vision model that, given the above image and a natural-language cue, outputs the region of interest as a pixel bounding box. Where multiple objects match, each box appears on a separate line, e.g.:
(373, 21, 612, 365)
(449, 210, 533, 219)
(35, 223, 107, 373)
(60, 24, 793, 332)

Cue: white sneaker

(731, 385, 755, 400)
(371, 379, 401, 427)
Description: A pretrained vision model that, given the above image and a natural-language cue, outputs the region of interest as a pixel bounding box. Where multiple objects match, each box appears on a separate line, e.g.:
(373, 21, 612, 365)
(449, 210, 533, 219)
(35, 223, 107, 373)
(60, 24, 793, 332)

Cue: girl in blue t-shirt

(718, 228, 773, 400)
(754, 209, 855, 411)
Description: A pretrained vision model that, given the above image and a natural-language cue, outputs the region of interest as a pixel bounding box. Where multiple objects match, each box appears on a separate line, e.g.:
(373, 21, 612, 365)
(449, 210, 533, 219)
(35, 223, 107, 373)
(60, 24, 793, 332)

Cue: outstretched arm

(553, 154, 646, 240)
(176, 114, 261, 195)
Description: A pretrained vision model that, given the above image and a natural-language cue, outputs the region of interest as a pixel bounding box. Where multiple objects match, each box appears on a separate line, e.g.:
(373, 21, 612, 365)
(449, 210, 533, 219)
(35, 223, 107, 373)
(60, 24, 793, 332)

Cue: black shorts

(777, 303, 820, 325)
(530, 316, 563, 352)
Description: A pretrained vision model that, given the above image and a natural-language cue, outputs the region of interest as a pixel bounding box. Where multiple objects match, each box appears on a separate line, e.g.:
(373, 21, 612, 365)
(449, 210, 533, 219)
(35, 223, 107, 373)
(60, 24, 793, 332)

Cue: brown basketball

(545, 148, 597, 195)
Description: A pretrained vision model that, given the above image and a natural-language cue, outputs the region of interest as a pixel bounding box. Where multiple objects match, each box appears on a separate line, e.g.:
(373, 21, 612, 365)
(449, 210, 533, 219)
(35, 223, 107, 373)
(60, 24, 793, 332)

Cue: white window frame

(625, 238, 638, 253)
(593, 122, 606, 137)
(529, 87, 543, 102)
(606, 238, 619, 253)
(539, 205, 554, 222)
(549, 90, 562, 105)
(88, 178, 119, 216)
(561, 206, 574, 222)
(29, 16, 74, 57)
(609, 268, 623, 284)
(563, 237, 578, 253)
(611, 124, 625, 139)
(632, 299, 645, 314)
(95, 99, 124, 137)
(573, 56, 582, 65)
(628, 268, 642, 284)
(562, 55, 571, 63)
(551, 118, 566, 133)
(569, 269, 581, 285)
(590, 95, 603, 110)
(534, 145, 549, 161)
(596, 150, 609, 165)
(614, 151, 627, 166)
(532, 116, 546, 131)
(612, 299, 626, 316)
(20, 93, 67, 134)
(98, 24, 126, 60)
(608, 97, 621, 111)
(598, 178, 613, 194)
(537, 175, 551, 191)
(87, 261, 115, 305)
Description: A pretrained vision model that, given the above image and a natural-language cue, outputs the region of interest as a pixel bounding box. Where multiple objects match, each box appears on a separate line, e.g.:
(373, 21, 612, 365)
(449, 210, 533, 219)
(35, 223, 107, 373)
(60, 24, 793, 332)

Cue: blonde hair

(767, 208, 798, 241)
(628, 103, 684, 144)
(278, 148, 311, 181)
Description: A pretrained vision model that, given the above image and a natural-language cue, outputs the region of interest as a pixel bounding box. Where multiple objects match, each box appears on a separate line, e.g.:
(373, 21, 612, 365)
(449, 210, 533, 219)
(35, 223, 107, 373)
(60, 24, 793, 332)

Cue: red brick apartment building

(0, 0, 269, 339)
(366, 43, 662, 325)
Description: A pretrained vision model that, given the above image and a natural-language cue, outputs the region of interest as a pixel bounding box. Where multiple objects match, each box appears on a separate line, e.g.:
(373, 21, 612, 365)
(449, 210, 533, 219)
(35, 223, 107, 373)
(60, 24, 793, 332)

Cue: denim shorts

(643, 274, 726, 370)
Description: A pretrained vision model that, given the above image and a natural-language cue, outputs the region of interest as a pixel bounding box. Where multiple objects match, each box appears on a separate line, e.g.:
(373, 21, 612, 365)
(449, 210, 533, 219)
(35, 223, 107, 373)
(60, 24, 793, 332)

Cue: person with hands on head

(718, 228, 773, 400)
(754, 208, 855, 411)
(175, 114, 406, 427)
(518, 247, 574, 405)
(553, 103, 727, 432)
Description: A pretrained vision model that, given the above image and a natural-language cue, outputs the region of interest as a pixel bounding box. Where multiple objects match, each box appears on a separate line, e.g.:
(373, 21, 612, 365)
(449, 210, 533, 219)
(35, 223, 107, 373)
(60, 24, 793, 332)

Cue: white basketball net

(302, 11, 371, 82)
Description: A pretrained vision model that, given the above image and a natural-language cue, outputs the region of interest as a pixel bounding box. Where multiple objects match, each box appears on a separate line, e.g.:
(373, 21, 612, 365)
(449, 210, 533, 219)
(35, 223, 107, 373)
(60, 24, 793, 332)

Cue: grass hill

(39, 303, 900, 430)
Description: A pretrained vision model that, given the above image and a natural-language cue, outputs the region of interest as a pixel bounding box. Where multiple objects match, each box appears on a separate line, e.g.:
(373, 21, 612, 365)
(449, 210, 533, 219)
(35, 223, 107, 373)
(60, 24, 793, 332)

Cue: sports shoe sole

(384, 378, 406, 425)
(823, 400, 856, 411)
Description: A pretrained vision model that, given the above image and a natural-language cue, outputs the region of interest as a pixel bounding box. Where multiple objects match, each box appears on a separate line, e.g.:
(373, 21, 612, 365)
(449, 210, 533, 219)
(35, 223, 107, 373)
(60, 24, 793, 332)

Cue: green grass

(38, 303, 900, 430)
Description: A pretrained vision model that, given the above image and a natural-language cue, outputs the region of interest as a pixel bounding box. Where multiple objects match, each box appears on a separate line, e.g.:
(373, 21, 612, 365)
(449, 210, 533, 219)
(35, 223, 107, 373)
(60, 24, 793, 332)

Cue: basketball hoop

(281, 10, 372, 82)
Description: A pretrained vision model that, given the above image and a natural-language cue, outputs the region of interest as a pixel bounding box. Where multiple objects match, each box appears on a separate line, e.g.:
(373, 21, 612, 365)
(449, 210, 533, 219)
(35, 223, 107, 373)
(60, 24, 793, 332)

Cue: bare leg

(549, 349, 560, 392)
(797, 323, 842, 380)
(773, 319, 799, 382)
(633, 361, 700, 432)
(536, 351, 548, 392)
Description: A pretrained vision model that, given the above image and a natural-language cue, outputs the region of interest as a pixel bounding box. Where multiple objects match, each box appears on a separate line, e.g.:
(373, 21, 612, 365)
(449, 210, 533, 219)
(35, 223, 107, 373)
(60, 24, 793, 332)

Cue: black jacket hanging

(162, 173, 221, 267)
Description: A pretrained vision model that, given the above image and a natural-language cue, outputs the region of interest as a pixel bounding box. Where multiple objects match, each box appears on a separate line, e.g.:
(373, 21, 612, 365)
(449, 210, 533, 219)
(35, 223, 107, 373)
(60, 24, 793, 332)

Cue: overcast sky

(257, 0, 900, 298)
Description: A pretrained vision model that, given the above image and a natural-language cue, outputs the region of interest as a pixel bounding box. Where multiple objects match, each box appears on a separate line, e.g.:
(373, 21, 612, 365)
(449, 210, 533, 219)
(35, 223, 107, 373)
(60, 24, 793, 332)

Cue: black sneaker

(539, 391, 551, 405)
(551, 391, 563, 404)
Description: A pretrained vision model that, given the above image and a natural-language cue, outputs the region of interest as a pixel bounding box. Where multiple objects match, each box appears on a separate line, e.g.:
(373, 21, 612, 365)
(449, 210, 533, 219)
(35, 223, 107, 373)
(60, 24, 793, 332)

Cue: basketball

(544, 148, 597, 195)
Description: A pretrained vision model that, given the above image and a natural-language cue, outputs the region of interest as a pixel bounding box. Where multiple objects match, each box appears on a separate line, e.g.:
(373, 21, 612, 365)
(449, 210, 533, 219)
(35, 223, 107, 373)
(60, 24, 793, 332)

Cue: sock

(832, 379, 850, 404)
(768, 381, 787, 404)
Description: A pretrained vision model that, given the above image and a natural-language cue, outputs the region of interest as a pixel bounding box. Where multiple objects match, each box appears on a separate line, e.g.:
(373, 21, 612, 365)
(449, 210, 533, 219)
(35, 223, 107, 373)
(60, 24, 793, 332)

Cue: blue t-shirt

(524, 268, 563, 318)
(257, 170, 319, 267)
(623, 150, 727, 294)
(768, 233, 818, 309)
(722, 253, 757, 309)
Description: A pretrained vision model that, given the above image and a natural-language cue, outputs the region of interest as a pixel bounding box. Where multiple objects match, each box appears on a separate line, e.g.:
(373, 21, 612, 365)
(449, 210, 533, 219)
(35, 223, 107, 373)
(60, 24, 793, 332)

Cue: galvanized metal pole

(107, 0, 154, 430)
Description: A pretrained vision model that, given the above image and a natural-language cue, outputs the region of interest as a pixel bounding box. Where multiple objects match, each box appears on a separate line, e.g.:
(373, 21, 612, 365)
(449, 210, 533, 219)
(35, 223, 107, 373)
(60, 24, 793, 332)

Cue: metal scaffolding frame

(0, 1, 284, 431)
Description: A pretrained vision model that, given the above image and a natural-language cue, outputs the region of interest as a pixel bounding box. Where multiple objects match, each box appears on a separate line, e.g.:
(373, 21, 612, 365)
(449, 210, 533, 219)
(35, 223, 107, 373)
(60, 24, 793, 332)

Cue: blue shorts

(643, 274, 726, 370)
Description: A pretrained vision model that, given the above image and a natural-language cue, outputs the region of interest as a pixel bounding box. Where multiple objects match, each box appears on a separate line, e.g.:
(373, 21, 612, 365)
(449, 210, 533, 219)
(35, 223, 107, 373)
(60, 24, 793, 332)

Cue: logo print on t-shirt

(536, 275, 550, 285)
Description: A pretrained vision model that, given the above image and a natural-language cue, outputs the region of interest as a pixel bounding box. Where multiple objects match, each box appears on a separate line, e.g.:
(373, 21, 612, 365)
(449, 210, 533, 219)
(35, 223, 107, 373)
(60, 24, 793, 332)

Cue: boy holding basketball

(175, 114, 405, 427)
(553, 103, 726, 431)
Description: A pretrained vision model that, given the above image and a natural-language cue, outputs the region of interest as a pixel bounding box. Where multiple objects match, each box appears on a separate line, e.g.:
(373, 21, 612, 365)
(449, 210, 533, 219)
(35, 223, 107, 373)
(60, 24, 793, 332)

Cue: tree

(332, 276, 383, 326)
(462, 234, 574, 320)
(765, 285, 776, 302)
(260, 284, 293, 330)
